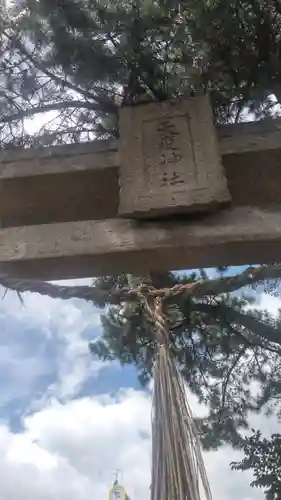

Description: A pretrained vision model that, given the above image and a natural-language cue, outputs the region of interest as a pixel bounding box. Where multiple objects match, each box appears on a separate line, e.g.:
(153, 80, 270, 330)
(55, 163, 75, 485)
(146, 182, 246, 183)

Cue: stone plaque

(118, 94, 231, 218)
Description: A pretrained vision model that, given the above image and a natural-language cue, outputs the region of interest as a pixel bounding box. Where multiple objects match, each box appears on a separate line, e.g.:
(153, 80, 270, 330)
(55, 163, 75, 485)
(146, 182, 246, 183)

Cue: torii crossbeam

(1, 96, 281, 280)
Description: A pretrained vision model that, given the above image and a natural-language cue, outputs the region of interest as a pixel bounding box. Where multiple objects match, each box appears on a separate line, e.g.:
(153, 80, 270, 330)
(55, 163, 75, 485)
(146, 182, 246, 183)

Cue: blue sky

(0, 272, 279, 500)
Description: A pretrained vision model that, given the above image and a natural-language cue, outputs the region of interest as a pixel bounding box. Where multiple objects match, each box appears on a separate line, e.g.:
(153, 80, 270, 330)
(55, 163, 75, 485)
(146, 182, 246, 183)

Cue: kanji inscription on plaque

(118, 94, 231, 218)
(156, 119, 185, 186)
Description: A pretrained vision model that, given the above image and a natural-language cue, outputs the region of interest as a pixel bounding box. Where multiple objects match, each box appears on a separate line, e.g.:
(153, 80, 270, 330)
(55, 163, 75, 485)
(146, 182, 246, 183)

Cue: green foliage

(231, 430, 281, 499)
(89, 271, 281, 449)
(1, 0, 281, 145)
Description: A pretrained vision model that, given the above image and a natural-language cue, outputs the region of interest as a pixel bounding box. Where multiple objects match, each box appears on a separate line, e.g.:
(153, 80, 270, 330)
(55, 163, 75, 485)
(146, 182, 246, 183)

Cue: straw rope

(144, 295, 212, 500)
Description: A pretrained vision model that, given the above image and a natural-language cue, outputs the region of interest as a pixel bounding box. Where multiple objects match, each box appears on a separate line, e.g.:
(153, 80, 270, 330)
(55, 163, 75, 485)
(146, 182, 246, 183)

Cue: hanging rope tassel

(146, 296, 212, 500)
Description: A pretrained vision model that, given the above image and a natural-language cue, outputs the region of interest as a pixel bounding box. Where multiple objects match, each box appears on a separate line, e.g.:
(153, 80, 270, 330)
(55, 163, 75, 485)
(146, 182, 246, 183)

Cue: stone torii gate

(0, 93, 281, 281)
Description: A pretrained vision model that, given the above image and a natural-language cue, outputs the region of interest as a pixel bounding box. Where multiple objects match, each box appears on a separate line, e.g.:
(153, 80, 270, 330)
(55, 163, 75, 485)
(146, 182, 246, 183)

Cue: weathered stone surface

(118, 95, 230, 218)
(1, 117, 281, 228)
(1, 206, 281, 280)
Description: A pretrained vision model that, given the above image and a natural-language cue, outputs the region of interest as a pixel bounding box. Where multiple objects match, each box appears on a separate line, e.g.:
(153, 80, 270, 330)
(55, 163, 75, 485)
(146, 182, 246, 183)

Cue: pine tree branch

(220, 318, 281, 356)
(4, 31, 118, 114)
(220, 346, 248, 412)
(184, 264, 281, 298)
(193, 302, 281, 347)
(0, 264, 281, 306)
(0, 277, 110, 306)
(272, 0, 281, 16)
(25, 127, 96, 144)
(0, 100, 101, 123)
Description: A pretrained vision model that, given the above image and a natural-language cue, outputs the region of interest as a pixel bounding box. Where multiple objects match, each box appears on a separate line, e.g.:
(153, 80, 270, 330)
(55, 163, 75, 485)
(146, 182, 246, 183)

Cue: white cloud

(256, 293, 281, 316)
(0, 390, 151, 500)
(0, 287, 105, 407)
(37, 297, 103, 401)
(0, 386, 273, 500)
(0, 347, 50, 407)
(0, 286, 279, 499)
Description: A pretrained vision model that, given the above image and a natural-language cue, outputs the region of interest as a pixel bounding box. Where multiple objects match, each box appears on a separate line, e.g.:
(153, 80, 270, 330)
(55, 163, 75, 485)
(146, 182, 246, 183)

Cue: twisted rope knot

(141, 294, 169, 347)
